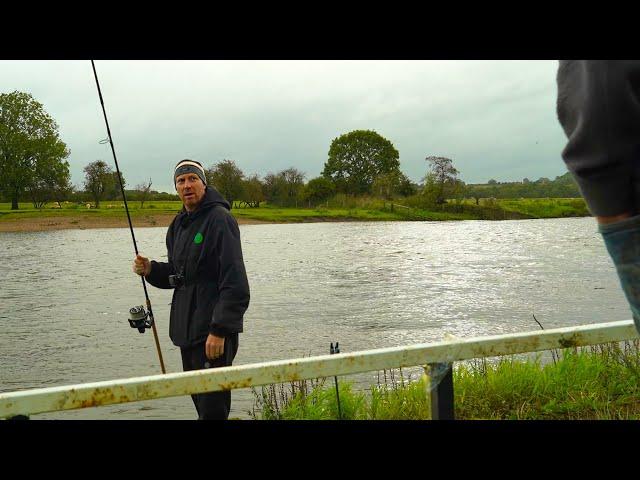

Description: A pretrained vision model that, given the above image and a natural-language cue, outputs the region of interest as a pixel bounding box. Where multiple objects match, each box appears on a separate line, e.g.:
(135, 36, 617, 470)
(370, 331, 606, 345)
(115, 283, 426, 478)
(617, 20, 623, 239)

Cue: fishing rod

(90, 60, 166, 374)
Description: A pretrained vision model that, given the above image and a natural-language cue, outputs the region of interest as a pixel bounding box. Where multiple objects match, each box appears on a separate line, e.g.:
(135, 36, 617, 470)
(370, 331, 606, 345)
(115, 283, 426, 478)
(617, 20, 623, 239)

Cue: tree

(280, 167, 305, 207)
(83, 160, 114, 208)
(465, 185, 483, 205)
(262, 168, 305, 206)
(372, 171, 417, 199)
(239, 174, 264, 207)
(104, 171, 126, 200)
(135, 178, 153, 208)
(463, 172, 581, 200)
(421, 173, 441, 206)
(262, 172, 282, 204)
(372, 171, 401, 200)
(0, 91, 70, 209)
(208, 159, 245, 207)
(53, 177, 75, 206)
(69, 183, 89, 203)
(322, 130, 400, 195)
(304, 176, 335, 206)
(24, 149, 72, 209)
(423, 156, 461, 204)
(397, 173, 417, 197)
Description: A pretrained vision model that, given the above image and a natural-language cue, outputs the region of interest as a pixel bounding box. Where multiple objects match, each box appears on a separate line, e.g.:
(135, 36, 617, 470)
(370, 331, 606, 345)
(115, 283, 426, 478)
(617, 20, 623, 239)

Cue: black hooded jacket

(145, 187, 250, 348)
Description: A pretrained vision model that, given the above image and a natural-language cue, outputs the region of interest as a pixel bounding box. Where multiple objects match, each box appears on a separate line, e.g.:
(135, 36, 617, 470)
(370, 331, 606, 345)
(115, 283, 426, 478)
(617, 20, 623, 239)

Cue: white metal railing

(1, 319, 638, 419)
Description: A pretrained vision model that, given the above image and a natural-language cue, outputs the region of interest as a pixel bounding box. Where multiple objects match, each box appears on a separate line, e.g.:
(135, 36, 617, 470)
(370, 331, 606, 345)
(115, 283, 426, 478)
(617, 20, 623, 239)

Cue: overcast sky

(0, 60, 568, 193)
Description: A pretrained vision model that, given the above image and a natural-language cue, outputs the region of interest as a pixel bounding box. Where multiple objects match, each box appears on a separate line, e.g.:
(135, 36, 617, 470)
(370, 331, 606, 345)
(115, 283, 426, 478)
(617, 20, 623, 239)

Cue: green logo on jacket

(194, 232, 204, 244)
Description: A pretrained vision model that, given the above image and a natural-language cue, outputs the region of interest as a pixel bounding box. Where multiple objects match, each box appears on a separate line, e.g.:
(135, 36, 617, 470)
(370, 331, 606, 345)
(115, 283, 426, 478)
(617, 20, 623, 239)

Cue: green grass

(232, 204, 476, 222)
(456, 343, 640, 419)
(0, 201, 484, 223)
(250, 341, 640, 420)
(250, 373, 430, 420)
(0, 197, 592, 224)
(0, 201, 182, 221)
(496, 198, 590, 218)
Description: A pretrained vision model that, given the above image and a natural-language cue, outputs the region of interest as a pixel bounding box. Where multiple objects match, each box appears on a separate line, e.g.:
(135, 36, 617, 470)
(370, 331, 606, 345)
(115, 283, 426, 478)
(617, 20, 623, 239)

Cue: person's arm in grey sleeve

(557, 60, 640, 219)
(210, 213, 250, 336)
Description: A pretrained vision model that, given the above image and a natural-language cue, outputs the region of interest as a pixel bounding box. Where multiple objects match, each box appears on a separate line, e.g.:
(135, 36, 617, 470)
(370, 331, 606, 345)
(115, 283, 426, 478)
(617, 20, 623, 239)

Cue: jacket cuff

(145, 261, 161, 287)
(209, 325, 231, 337)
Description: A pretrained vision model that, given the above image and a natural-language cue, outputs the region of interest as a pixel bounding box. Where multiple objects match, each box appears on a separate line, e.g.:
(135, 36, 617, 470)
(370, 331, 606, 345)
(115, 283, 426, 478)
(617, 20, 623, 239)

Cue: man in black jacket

(133, 159, 250, 419)
(557, 60, 640, 333)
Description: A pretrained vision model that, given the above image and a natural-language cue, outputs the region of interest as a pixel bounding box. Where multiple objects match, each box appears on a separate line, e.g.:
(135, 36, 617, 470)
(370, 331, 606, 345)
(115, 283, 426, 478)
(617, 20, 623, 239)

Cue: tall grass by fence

(250, 340, 640, 420)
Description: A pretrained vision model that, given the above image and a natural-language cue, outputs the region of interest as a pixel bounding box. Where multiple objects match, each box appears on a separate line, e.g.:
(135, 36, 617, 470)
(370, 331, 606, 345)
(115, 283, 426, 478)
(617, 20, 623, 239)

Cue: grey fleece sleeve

(556, 60, 640, 216)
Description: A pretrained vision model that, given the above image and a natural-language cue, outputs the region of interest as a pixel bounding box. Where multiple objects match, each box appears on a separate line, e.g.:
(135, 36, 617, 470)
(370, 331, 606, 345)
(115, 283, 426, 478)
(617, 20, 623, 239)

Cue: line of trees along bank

(1, 90, 582, 211)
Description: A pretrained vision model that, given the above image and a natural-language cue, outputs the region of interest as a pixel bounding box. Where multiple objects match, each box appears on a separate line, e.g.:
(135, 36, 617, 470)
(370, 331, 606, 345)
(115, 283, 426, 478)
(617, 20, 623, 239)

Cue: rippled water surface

(0, 218, 630, 419)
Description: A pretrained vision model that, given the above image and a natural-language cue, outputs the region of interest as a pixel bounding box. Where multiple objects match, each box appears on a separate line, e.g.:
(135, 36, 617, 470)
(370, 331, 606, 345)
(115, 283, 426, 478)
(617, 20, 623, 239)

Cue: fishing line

(90, 60, 166, 374)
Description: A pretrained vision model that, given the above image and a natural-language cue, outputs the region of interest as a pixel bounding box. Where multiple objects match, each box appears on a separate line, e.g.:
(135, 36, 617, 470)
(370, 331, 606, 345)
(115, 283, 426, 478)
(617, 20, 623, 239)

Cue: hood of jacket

(177, 186, 230, 226)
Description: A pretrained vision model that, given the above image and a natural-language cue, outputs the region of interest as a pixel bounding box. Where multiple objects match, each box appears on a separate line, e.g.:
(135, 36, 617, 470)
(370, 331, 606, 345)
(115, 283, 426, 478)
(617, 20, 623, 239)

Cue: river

(0, 218, 630, 419)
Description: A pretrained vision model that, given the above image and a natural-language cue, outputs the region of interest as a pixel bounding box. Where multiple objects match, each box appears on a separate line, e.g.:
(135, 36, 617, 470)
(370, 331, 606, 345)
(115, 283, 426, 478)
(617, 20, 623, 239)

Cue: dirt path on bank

(0, 214, 269, 233)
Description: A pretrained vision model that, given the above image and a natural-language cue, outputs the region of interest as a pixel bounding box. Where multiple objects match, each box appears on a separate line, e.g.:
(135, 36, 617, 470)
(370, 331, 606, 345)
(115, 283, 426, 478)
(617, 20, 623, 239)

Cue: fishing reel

(128, 305, 153, 333)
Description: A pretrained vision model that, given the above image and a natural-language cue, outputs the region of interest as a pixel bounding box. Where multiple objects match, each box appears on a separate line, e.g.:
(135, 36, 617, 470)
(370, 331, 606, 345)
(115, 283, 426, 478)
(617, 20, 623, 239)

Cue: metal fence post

(429, 362, 454, 420)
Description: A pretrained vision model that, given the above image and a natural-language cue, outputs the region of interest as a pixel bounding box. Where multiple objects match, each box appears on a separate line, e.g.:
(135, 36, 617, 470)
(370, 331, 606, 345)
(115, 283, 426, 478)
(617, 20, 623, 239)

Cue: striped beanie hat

(174, 159, 207, 185)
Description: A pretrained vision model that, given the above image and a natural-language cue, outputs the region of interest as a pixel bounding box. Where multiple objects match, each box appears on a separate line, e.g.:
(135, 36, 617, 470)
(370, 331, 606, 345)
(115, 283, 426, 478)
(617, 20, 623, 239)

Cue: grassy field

(232, 205, 477, 222)
(0, 201, 481, 223)
(496, 198, 590, 218)
(250, 341, 640, 420)
(0, 201, 182, 220)
(0, 197, 591, 226)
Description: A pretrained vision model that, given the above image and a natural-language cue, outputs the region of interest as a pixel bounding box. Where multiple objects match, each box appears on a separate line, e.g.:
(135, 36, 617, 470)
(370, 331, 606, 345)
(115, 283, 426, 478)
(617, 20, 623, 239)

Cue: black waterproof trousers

(180, 333, 239, 420)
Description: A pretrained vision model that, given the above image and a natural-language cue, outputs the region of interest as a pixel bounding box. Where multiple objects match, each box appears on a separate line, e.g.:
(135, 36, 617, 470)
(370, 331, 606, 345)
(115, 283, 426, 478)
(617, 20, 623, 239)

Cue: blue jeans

(599, 214, 640, 333)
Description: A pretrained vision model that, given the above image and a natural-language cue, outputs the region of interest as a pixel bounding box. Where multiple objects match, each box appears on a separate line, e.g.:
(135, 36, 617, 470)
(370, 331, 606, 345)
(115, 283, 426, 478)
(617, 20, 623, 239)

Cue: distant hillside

(465, 172, 580, 199)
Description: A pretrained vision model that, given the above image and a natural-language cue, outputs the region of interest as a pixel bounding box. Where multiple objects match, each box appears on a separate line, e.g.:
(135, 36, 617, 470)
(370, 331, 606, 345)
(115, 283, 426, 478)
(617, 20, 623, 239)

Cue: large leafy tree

(0, 91, 70, 209)
(83, 160, 114, 208)
(208, 159, 245, 207)
(322, 130, 400, 195)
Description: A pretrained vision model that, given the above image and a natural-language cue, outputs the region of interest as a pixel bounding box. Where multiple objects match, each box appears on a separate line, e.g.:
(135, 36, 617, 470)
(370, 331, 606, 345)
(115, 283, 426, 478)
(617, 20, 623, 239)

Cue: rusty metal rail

(1, 319, 638, 419)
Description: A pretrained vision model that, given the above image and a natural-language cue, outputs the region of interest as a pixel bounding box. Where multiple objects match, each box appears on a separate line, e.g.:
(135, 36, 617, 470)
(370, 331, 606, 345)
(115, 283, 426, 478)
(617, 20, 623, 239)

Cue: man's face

(176, 173, 206, 212)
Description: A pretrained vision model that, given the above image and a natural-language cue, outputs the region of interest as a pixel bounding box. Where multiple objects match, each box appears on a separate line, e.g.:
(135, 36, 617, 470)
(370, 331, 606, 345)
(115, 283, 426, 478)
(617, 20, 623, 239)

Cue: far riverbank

(0, 214, 270, 232)
(0, 198, 591, 233)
